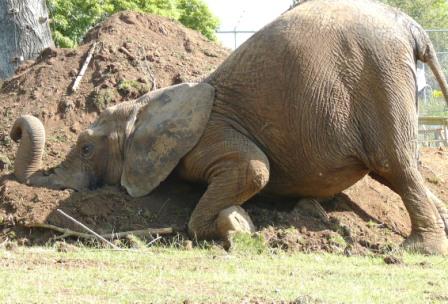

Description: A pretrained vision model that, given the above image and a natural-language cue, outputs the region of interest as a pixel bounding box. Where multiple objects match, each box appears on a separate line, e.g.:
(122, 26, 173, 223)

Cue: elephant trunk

(10, 115, 46, 183)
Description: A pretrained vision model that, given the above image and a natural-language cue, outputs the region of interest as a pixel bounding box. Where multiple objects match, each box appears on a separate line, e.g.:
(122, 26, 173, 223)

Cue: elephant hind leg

(371, 164, 448, 255)
(180, 123, 270, 240)
(370, 171, 448, 236)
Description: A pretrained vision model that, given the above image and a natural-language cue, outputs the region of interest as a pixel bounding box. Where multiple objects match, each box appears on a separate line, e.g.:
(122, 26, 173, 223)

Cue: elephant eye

(81, 143, 94, 158)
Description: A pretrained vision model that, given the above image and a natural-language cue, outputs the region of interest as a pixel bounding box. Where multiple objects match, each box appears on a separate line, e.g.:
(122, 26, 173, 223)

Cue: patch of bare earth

(0, 12, 446, 254)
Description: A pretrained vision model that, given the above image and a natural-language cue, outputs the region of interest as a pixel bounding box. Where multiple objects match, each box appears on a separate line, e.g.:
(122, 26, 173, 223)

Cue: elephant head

(11, 83, 215, 197)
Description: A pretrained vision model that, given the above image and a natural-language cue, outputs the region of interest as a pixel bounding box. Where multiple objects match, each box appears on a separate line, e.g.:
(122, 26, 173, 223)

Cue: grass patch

(426, 176, 442, 185)
(117, 79, 150, 98)
(229, 232, 268, 254)
(0, 246, 447, 303)
(47, 133, 69, 143)
(89, 88, 118, 112)
(328, 233, 347, 249)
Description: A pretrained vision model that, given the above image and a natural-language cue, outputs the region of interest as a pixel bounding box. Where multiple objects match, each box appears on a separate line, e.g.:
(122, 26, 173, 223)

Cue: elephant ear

(121, 83, 215, 197)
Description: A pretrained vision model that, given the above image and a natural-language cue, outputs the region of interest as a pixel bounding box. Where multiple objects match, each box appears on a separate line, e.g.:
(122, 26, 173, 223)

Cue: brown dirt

(0, 11, 228, 170)
(0, 12, 446, 254)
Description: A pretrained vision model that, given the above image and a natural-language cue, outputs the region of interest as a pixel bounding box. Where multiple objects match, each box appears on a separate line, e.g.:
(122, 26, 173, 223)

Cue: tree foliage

(46, 0, 219, 48)
(177, 0, 218, 42)
(380, 0, 448, 29)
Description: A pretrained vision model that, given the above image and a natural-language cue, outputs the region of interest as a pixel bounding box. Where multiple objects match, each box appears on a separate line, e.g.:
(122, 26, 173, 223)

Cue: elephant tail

(414, 28, 448, 105)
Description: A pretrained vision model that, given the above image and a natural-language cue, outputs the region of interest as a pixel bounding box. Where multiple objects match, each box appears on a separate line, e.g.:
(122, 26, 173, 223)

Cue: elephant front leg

(182, 125, 270, 240)
(188, 156, 270, 240)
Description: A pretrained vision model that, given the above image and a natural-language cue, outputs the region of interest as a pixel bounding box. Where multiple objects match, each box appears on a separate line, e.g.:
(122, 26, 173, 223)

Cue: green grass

(90, 88, 118, 112)
(117, 80, 151, 97)
(0, 245, 447, 303)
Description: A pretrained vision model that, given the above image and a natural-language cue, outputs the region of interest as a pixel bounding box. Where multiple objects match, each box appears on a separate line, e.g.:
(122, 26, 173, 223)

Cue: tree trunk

(0, 0, 54, 79)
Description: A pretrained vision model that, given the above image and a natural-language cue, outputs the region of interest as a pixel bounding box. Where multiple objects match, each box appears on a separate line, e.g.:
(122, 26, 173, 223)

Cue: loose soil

(0, 12, 446, 254)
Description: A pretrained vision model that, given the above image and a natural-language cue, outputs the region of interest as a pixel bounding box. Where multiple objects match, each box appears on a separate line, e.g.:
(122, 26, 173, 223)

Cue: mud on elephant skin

(10, 0, 448, 254)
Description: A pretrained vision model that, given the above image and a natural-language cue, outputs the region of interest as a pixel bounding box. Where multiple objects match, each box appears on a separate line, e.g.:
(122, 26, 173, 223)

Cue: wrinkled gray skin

(11, 0, 448, 254)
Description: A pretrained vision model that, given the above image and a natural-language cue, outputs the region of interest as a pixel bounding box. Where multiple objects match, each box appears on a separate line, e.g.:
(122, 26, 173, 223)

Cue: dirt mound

(0, 11, 228, 169)
(3, 149, 446, 254)
(250, 148, 448, 254)
(0, 12, 446, 254)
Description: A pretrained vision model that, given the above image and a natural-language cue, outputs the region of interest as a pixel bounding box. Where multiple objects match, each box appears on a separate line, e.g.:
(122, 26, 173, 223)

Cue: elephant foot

(402, 232, 448, 255)
(216, 206, 255, 239)
(426, 190, 448, 235)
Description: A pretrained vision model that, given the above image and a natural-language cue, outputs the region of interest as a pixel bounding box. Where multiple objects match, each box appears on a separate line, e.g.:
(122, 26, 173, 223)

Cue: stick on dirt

(56, 209, 119, 249)
(24, 223, 174, 240)
(71, 42, 97, 93)
(105, 228, 174, 239)
(147, 236, 162, 246)
(25, 223, 96, 239)
(139, 46, 157, 90)
(119, 46, 136, 61)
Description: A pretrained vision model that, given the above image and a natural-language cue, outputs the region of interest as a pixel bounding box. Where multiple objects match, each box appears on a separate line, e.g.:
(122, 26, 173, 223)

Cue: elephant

(9, 0, 448, 254)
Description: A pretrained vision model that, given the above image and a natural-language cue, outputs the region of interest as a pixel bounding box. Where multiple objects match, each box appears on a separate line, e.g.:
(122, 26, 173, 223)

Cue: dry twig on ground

(25, 222, 174, 240)
(138, 46, 157, 90)
(56, 209, 120, 249)
(70, 42, 98, 93)
(119, 46, 136, 61)
(24, 207, 174, 248)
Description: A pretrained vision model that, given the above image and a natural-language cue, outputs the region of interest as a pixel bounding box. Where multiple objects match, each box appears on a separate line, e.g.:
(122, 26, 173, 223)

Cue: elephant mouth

(54, 167, 104, 192)
(22, 165, 103, 192)
(88, 175, 103, 191)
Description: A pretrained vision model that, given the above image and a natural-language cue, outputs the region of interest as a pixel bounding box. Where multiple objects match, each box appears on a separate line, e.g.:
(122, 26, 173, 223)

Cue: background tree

(381, 0, 448, 29)
(0, 0, 54, 79)
(46, 0, 219, 48)
(177, 0, 219, 42)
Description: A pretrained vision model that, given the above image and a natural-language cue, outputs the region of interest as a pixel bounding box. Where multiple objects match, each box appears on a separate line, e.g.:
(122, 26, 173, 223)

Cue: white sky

(203, 0, 293, 49)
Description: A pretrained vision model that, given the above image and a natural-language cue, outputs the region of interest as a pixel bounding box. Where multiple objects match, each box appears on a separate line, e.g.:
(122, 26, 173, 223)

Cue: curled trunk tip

(10, 115, 46, 183)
